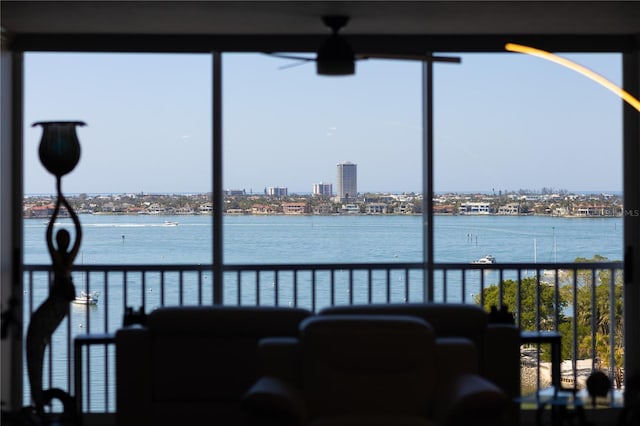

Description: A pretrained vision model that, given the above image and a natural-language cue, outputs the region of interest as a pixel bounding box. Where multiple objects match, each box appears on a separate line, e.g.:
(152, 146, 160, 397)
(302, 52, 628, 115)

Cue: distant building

(497, 203, 520, 215)
(365, 203, 387, 214)
(313, 203, 334, 215)
(28, 204, 55, 218)
(341, 203, 360, 214)
(198, 203, 213, 214)
(336, 161, 357, 202)
(267, 187, 288, 197)
(459, 202, 491, 215)
(313, 182, 333, 197)
(251, 204, 278, 215)
(576, 204, 612, 216)
(282, 202, 307, 215)
(225, 208, 245, 215)
(225, 189, 246, 196)
(433, 204, 455, 215)
(397, 202, 415, 214)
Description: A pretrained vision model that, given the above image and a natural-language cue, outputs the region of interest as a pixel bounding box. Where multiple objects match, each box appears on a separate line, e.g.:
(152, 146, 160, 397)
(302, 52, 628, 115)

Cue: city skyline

(24, 52, 622, 195)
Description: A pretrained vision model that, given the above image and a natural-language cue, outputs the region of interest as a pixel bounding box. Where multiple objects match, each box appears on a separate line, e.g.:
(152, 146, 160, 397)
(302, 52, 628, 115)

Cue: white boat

(472, 254, 496, 264)
(163, 221, 179, 226)
(73, 290, 99, 305)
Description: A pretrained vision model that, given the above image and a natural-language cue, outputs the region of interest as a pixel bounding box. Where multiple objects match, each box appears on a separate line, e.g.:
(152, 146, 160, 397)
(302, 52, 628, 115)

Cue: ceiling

(2, 1, 640, 53)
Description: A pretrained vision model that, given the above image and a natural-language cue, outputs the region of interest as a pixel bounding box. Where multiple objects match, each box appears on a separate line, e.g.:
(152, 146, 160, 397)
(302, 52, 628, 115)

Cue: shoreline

(24, 212, 624, 219)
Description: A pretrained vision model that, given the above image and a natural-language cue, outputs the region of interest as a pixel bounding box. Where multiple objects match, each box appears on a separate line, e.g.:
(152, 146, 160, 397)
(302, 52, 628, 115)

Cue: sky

(23, 50, 622, 195)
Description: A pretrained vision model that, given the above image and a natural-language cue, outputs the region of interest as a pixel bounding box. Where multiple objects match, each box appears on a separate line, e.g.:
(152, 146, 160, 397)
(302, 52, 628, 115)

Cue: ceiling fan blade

(265, 53, 315, 62)
(278, 60, 314, 70)
(356, 53, 461, 63)
(264, 52, 316, 71)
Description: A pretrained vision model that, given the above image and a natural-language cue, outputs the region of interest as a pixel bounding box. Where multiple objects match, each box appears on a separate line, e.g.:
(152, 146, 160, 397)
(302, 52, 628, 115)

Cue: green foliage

(477, 276, 568, 361)
(559, 255, 624, 388)
(477, 276, 567, 332)
(477, 254, 624, 372)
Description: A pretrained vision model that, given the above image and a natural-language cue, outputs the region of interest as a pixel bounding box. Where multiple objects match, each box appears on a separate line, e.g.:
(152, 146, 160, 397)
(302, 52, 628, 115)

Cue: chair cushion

(299, 315, 436, 419)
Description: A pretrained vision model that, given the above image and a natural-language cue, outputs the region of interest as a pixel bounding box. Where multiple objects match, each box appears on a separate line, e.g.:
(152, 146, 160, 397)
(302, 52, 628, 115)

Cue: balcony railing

(22, 260, 624, 417)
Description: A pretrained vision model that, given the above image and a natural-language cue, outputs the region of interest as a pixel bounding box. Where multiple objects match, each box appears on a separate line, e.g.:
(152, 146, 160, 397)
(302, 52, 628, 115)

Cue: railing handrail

(23, 260, 624, 271)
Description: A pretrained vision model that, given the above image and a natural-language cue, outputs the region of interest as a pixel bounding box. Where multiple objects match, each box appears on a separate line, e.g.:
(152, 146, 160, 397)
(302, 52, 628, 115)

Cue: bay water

(24, 213, 624, 265)
(22, 214, 623, 410)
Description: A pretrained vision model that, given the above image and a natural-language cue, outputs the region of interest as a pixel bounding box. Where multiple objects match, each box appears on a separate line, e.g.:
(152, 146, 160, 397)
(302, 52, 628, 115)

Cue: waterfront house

(365, 202, 387, 214)
(225, 208, 245, 215)
(497, 203, 520, 215)
(312, 203, 334, 215)
(174, 204, 196, 215)
(125, 206, 146, 215)
(341, 203, 361, 214)
(459, 202, 491, 215)
(397, 202, 416, 214)
(282, 202, 307, 215)
(433, 204, 455, 215)
(198, 203, 213, 214)
(251, 204, 278, 215)
(576, 203, 617, 217)
(28, 204, 55, 218)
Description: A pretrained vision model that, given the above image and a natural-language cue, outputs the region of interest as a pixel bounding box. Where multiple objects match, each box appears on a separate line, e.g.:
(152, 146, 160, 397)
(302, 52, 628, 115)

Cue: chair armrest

(243, 376, 307, 426)
(435, 373, 509, 426)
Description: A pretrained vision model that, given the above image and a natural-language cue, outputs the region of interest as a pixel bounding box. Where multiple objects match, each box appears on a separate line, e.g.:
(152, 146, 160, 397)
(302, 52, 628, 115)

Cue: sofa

(115, 306, 311, 426)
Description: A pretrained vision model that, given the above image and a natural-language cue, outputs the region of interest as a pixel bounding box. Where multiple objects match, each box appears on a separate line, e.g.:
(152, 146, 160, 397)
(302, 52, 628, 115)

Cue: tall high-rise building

(266, 187, 288, 197)
(313, 182, 333, 197)
(336, 161, 357, 201)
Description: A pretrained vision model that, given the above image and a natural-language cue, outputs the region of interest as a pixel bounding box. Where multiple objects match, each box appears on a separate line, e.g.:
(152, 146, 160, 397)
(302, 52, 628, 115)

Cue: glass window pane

(222, 53, 423, 264)
(24, 53, 212, 264)
(434, 52, 622, 264)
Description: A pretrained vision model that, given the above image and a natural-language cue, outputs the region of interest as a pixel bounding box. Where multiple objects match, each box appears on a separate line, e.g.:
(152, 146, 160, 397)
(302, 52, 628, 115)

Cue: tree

(478, 255, 624, 383)
(477, 276, 570, 361)
(478, 276, 568, 331)
(559, 255, 624, 388)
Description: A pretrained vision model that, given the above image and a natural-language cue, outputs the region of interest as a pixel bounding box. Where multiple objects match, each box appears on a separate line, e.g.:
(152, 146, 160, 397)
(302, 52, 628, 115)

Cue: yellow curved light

(505, 43, 640, 112)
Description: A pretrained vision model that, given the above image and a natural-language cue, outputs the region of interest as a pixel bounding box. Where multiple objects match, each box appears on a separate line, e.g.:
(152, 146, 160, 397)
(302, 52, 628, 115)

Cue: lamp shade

(33, 121, 85, 177)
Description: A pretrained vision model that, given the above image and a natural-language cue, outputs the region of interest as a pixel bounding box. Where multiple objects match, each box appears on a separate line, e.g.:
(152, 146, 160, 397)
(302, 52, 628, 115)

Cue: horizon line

(23, 189, 624, 197)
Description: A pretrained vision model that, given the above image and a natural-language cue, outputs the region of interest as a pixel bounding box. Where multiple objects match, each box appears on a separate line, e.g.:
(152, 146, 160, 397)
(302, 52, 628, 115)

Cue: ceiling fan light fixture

(317, 59, 355, 76)
(316, 34, 355, 76)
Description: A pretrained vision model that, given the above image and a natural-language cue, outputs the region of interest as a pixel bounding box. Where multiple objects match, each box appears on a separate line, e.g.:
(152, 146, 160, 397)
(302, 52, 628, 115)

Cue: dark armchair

(319, 303, 521, 424)
(319, 303, 520, 400)
(244, 315, 509, 426)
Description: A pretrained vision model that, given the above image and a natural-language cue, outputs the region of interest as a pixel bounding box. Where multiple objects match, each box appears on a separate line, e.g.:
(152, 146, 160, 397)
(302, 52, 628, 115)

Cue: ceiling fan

(267, 16, 460, 76)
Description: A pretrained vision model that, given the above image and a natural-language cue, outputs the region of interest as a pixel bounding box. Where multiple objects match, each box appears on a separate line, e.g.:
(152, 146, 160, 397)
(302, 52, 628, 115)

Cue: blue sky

(24, 51, 622, 195)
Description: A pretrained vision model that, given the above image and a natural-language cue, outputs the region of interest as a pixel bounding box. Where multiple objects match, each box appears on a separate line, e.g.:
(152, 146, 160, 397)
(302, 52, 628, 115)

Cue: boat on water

(472, 254, 496, 264)
(163, 221, 179, 226)
(72, 291, 99, 305)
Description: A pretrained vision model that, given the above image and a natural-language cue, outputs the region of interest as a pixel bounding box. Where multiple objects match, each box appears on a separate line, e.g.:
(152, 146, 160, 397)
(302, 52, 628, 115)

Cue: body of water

(22, 214, 623, 410)
(24, 214, 624, 265)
